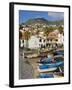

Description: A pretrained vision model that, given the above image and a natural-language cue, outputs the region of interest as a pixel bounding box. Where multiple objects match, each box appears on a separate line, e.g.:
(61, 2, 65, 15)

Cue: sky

(19, 10, 64, 24)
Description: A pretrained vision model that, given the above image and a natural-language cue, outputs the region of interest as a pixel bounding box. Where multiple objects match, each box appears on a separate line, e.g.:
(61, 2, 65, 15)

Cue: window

(55, 39, 58, 41)
(43, 39, 45, 42)
(51, 39, 52, 41)
(23, 40, 24, 43)
(46, 43, 48, 46)
(39, 39, 42, 42)
(47, 39, 49, 41)
(41, 44, 43, 48)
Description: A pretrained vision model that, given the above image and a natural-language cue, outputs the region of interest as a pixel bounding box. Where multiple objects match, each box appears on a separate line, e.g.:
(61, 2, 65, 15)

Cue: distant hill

(21, 18, 64, 25)
(25, 18, 48, 25)
(48, 20, 64, 25)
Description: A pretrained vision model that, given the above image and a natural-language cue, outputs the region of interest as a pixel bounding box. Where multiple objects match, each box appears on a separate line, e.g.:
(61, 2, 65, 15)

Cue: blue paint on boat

(39, 62, 64, 69)
(60, 66, 64, 71)
(56, 51, 64, 55)
(39, 73, 54, 78)
(55, 57, 63, 62)
(40, 57, 53, 61)
(39, 59, 55, 64)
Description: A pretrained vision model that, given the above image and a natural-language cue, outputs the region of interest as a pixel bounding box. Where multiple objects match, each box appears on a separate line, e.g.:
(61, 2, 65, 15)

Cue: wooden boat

(56, 51, 64, 55)
(25, 53, 39, 58)
(37, 59, 56, 64)
(53, 65, 64, 77)
(54, 72, 64, 77)
(39, 73, 54, 78)
(38, 67, 57, 72)
(47, 54, 53, 59)
(54, 56, 64, 62)
(39, 62, 64, 69)
(39, 51, 54, 57)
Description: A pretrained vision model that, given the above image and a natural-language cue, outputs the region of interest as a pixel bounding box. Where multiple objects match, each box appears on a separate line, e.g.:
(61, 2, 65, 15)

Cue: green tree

(19, 24, 23, 30)
(58, 26, 64, 34)
(43, 27, 50, 37)
(48, 26, 54, 32)
(53, 26, 58, 30)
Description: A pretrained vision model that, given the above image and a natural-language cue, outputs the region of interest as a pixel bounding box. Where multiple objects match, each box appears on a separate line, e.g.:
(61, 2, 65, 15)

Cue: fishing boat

(53, 65, 64, 77)
(37, 59, 56, 64)
(54, 72, 64, 77)
(56, 49, 64, 55)
(38, 67, 57, 72)
(37, 55, 64, 65)
(25, 53, 39, 58)
(47, 54, 54, 59)
(39, 62, 64, 69)
(39, 73, 54, 78)
(54, 56, 64, 62)
(56, 51, 64, 55)
(38, 54, 54, 63)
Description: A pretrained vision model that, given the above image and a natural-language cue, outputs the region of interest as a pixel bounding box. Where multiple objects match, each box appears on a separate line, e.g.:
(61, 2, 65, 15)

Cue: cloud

(48, 12, 64, 18)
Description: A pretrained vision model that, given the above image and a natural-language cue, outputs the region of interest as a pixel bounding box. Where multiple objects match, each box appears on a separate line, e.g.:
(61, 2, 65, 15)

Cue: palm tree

(19, 31, 22, 39)
(19, 24, 23, 30)
(23, 31, 31, 49)
(43, 27, 49, 37)
(58, 26, 64, 34)
(43, 27, 53, 37)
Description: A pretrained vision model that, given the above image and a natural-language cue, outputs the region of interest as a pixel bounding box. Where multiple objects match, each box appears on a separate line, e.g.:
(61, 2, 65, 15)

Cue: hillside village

(19, 18, 64, 50)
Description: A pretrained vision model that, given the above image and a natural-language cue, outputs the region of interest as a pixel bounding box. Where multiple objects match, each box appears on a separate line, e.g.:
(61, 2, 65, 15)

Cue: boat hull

(38, 67, 57, 72)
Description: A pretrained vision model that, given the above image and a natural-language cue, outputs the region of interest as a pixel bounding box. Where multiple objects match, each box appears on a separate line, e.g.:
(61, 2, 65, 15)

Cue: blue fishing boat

(54, 57, 64, 62)
(51, 65, 64, 77)
(38, 54, 55, 64)
(40, 57, 51, 61)
(53, 49, 64, 55)
(38, 59, 56, 64)
(53, 65, 64, 73)
(38, 67, 57, 72)
(39, 62, 64, 69)
(60, 66, 64, 71)
(39, 73, 54, 78)
(56, 51, 64, 55)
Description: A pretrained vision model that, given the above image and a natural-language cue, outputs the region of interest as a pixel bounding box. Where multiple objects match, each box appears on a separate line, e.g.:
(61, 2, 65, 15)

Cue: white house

(38, 37, 46, 48)
(28, 35, 47, 49)
(46, 30, 64, 48)
(19, 39, 27, 48)
(57, 33, 64, 45)
(28, 35, 39, 49)
(19, 29, 27, 48)
(19, 28, 64, 49)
